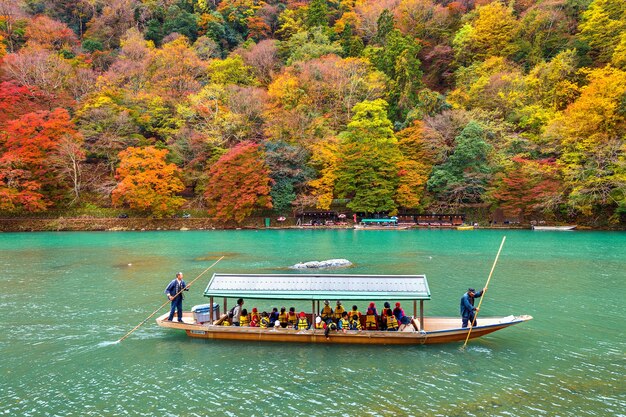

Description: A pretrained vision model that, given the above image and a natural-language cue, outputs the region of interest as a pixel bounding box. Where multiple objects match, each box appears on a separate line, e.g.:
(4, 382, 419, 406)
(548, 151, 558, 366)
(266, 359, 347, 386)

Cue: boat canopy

(361, 218, 397, 224)
(203, 273, 430, 301)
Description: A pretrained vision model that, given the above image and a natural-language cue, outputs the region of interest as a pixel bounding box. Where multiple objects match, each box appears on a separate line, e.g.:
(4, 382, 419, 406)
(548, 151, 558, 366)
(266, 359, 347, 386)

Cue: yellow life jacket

(250, 312, 260, 322)
(365, 315, 377, 328)
(287, 312, 298, 325)
(334, 305, 346, 319)
(260, 317, 269, 329)
(340, 317, 350, 329)
(321, 305, 333, 320)
(223, 320, 231, 326)
(315, 321, 325, 329)
(350, 318, 362, 330)
(350, 309, 361, 319)
(239, 315, 250, 327)
(297, 318, 308, 329)
(386, 314, 398, 329)
(278, 312, 288, 324)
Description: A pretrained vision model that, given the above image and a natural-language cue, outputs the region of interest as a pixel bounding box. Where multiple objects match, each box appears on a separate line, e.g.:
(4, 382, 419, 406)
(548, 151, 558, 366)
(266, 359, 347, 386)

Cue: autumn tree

(204, 142, 272, 223)
(545, 66, 626, 216)
(112, 146, 185, 218)
(0, 81, 48, 126)
(489, 157, 563, 219)
(395, 121, 433, 209)
(453, 2, 520, 66)
(334, 99, 403, 214)
(308, 136, 340, 209)
(0, 108, 83, 212)
(578, 0, 626, 64)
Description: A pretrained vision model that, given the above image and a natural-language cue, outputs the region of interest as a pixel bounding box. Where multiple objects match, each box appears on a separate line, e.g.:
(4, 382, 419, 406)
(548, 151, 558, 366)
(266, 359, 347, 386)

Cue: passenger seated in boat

(321, 300, 334, 323)
(222, 319, 231, 326)
(297, 312, 309, 330)
(324, 321, 337, 339)
(269, 307, 279, 327)
(393, 302, 411, 330)
(314, 316, 326, 330)
(349, 305, 361, 321)
(334, 300, 346, 322)
(349, 314, 362, 331)
(239, 309, 250, 327)
(278, 307, 288, 328)
(287, 307, 298, 328)
(260, 312, 270, 329)
(386, 309, 399, 331)
(250, 313, 259, 327)
(365, 302, 378, 330)
(338, 311, 350, 333)
(380, 302, 391, 330)
(250, 307, 260, 323)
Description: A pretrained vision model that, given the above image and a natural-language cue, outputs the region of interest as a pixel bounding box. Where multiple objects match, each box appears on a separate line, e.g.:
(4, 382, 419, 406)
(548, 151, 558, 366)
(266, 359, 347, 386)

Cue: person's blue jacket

(165, 279, 187, 300)
(460, 290, 483, 318)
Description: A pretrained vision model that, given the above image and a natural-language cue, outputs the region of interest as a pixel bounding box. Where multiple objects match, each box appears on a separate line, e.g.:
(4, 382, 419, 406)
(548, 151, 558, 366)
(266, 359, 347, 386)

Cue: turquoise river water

(0, 229, 624, 416)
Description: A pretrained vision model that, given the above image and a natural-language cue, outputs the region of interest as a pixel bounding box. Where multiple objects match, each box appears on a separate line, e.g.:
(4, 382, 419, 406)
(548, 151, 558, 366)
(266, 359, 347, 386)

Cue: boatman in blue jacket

(460, 287, 484, 328)
(165, 272, 188, 323)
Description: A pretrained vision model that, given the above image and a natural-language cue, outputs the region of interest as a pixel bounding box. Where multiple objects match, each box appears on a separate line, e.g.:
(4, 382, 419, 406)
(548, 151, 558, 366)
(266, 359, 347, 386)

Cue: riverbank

(0, 217, 618, 231)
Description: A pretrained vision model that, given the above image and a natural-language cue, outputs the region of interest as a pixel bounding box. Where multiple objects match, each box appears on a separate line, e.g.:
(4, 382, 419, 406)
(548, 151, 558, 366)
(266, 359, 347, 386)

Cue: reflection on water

(0, 230, 624, 416)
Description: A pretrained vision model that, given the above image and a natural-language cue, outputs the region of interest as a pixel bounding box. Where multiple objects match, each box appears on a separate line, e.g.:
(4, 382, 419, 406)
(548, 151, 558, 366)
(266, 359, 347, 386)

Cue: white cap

(315, 316, 321, 323)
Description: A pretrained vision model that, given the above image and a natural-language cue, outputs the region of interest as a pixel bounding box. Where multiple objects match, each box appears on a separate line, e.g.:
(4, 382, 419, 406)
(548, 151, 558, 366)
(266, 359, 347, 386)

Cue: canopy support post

(209, 296, 214, 325)
(312, 301, 315, 328)
(223, 298, 227, 320)
(413, 299, 417, 319)
(420, 300, 424, 330)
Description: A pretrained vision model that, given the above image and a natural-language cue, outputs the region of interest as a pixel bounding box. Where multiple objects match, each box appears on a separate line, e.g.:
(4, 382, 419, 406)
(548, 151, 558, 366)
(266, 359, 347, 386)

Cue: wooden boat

(532, 225, 577, 231)
(156, 274, 532, 345)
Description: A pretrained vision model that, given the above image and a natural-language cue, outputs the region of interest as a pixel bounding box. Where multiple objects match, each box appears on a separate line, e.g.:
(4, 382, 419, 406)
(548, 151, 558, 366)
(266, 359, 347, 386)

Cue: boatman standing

(460, 287, 484, 328)
(165, 272, 188, 323)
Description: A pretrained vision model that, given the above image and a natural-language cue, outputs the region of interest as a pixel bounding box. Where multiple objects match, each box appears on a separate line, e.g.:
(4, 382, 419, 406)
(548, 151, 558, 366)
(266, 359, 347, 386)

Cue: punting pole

(462, 236, 506, 349)
(116, 256, 225, 343)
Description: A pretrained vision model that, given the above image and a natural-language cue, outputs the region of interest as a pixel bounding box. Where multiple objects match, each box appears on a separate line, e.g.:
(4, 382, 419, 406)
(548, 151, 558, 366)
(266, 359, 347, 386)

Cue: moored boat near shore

(156, 273, 532, 345)
(532, 225, 577, 231)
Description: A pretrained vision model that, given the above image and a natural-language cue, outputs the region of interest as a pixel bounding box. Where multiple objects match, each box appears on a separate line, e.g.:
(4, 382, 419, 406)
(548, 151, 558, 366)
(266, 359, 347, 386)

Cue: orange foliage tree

(204, 141, 272, 223)
(112, 146, 185, 217)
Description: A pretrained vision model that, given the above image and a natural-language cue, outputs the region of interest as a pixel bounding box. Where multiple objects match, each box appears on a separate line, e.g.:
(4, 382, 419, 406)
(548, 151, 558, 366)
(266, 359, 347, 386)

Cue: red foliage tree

(0, 108, 83, 212)
(204, 141, 272, 223)
(0, 81, 49, 127)
(490, 157, 563, 219)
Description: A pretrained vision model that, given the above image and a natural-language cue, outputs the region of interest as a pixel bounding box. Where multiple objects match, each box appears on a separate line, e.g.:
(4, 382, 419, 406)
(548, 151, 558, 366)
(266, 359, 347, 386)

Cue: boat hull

(156, 314, 532, 345)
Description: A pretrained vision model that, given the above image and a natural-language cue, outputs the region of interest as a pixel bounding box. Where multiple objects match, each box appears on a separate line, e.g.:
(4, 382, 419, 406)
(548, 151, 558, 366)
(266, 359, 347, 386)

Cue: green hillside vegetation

(0, 0, 624, 225)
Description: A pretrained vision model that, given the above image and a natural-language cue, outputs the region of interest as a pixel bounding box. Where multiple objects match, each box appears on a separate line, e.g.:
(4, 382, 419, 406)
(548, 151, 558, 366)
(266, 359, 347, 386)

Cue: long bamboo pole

(462, 236, 506, 349)
(116, 256, 225, 343)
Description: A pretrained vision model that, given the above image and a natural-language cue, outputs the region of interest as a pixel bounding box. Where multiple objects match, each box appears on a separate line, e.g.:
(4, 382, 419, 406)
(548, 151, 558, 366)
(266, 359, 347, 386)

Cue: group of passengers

(221, 298, 417, 335)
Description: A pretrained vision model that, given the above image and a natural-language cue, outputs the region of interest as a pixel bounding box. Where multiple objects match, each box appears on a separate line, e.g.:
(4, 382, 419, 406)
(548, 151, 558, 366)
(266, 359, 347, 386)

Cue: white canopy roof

(203, 273, 431, 300)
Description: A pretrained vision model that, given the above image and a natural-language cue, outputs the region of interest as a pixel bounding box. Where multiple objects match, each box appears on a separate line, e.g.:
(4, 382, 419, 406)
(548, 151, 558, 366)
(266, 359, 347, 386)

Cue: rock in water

(291, 259, 352, 269)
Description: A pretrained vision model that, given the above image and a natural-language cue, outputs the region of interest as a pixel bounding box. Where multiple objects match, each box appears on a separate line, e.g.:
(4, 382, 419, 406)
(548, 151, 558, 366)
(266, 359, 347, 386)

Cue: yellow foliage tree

(545, 66, 626, 215)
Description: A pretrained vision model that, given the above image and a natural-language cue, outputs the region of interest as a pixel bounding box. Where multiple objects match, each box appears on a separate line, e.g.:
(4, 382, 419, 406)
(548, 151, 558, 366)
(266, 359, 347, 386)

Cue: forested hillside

(0, 0, 624, 224)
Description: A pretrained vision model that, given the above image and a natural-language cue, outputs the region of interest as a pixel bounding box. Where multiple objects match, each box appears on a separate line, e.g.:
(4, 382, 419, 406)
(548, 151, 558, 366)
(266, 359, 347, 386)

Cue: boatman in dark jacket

(460, 287, 484, 328)
(165, 272, 188, 323)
